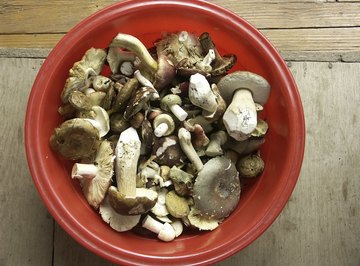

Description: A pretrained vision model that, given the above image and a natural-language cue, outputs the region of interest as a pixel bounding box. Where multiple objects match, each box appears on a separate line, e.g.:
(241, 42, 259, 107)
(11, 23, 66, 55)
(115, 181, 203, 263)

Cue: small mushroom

(225, 137, 265, 156)
(141, 119, 155, 155)
(217, 71, 271, 141)
(152, 136, 185, 167)
(99, 195, 141, 232)
(142, 215, 176, 242)
(251, 119, 269, 138)
(154, 54, 176, 90)
(193, 156, 240, 219)
(205, 130, 228, 157)
(202, 84, 227, 122)
(198, 32, 237, 76)
(110, 113, 130, 133)
(108, 127, 158, 215)
(178, 128, 204, 172)
(171, 219, 184, 237)
(109, 78, 139, 115)
(160, 94, 188, 121)
(183, 122, 209, 149)
(82, 106, 110, 137)
(91, 75, 112, 91)
(68, 90, 106, 111)
(187, 208, 220, 231)
(187, 115, 214, 133)
(195, 49, 216, 72)
(71, 140, 114, 209)
(169, 166, 194, 196)
(153, 114, 175, 137)
(134, 69, 156, 89)
(188, 73, 217, 114)
(50, 118, 100, 160)
(130, 112, 145, 129)
(165, 190, 190, 218)
(236, 154, 265, 178)
(120, 61, 135, 76)
(124, 86, 158, 119)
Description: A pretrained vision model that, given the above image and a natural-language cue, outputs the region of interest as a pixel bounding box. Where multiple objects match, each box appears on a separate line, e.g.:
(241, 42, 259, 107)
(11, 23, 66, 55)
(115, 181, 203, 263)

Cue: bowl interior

(26, 1, 305, 265)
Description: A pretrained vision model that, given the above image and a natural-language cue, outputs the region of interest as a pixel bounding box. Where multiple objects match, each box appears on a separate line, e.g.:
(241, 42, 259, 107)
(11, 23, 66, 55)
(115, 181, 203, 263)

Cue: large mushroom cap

(217, 71, 271, 105)
(193, 156, 240, 220)
(49, 118, 101, 160)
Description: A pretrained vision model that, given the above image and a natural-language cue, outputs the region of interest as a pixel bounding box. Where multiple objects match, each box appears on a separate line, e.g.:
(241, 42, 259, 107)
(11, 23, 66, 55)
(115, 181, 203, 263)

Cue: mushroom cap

(217, 71, 271, 105)
(236, 154, 265, 178)
(108, 186, 158, 215)
(124, 86, 157, 119)
(83, 106, 110, 138)
(79, 140, 114, 209)
(50, 118, 100, 160)
(152, 136, 185, 167)
(154, 54, 176, 91)
(193, 156, 240, 220)
(165, 190, 190, 218)
(99, 195, 141, 232)
(160, 94, 182, 111)
(153, 114, 175, 137)
(187, 208, 220, 231)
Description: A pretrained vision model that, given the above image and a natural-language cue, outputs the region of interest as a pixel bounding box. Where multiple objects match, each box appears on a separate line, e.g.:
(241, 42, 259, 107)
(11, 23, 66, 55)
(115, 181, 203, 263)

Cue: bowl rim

(25, 0, 305, 265)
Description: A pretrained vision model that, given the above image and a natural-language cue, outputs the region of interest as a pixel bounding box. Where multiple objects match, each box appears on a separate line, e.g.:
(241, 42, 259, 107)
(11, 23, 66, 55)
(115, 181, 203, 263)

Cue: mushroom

(124, 86, 159, 119)
(152, 136, 185, 167)
(187, 115, 214, 133)
(141, 119, 155, 155)
(134, 69, 155, 89)
(236, 154, 265, 178)
(251, 119, 269, 138)
(82, 106, 110, 137)
(198, 32, 237, 76)
(193, 156, 240, 219)
(205, 130, 228, 157)
(120, 61, 135, 76)
(142, 215, 176, 242)
(178, 128, 204, 172)
(196, 49, 216, 72)
(50, 118, 100, 160)
(60, 75, 91, 104)
(187, 208, 220, 231)
(188, 73, 217, 114)
(68, 90, 106, 111)
(108, 78, 139, 115)
(110, 33, 158, 74)
(225, 137, 265, 156)
(71, 140, 114, 209)
(165, 190, 190, 218)
(108, 127, 158, 215)
(99, 195, 141, 232)
(153, 114, 175, 137)
(69, 48, 107, 80)
(183, 121, 209, 149)
(106, 47, 136, 74)
(171, 219, 184, 237)
(217, 71, 271, 141)
(202, 84, 227, 122)
(91, 75, 112, 91)
(130, 112, 145, 129)
(169, 166, 194, 196)
(110, 113, 130, 133)
(160, 94, 188, 121)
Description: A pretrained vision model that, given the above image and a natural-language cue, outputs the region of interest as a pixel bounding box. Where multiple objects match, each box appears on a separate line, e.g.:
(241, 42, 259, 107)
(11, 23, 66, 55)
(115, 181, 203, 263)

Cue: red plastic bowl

(25, 0, 305, 265)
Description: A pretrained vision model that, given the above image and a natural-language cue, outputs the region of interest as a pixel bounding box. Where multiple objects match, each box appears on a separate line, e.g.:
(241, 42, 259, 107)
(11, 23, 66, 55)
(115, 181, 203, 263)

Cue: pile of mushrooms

(50, 31, 270, 242)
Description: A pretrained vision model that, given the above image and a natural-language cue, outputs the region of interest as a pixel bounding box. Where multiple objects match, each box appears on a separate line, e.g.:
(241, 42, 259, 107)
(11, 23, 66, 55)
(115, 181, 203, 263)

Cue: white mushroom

(205, 130, 228, 157)
(120, 61, 135, 76)
(171, 219, 184, 237)
(142, 215, 176, 242)
(153, 114, 175, 137)
(71, 140, 114, 209)
(83, 106, 110, 137)
(188, 73, 217, 113)
(178, 128, 204, 172)
(196, 49, 216, 72)
(134, 69, 155, 90)
(99, 196, 141, 232)
(217, 71, 271, 141)
(160, 94, 188, 121)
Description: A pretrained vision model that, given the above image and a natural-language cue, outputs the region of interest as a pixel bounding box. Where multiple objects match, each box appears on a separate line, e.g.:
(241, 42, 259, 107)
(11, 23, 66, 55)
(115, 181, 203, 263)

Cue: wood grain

(1, 1, 360, 34)
(0, 58, 53, 265)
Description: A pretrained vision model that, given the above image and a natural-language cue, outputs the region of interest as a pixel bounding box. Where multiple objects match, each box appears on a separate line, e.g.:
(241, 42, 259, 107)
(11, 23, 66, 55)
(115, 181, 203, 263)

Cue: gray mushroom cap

(193, 156, 240, 220)
(217, 71, 271, 105)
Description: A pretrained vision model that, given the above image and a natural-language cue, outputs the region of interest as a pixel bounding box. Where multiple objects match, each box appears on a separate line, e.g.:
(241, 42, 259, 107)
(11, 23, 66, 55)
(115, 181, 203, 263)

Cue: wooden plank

(0, 1, 360, 34)
(1, 27, 360, 62)
(47, 62, 360, 265)
(0, 58, 53, 265)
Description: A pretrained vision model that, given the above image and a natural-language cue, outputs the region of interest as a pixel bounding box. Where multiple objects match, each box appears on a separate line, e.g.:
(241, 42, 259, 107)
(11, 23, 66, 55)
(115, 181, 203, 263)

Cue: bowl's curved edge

(25, 0, 306, 265)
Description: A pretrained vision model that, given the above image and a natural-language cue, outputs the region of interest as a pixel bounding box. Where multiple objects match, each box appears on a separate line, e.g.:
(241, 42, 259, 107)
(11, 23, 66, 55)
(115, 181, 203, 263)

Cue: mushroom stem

(205, 130, 228, 156)
(189, 73, 217, 113)
(115, 127, 141, 197)
(71, 163, 98, 179)
(169, 104, 188, 121)
(178, 128, 204, 172)
(142, 215, 176, 242)
(196, 49, 215, 72)
(223, 89, 257, 141)
(154, 123, 169, 137)
(110, 33, 158, 73)
(134, 69, 155, 89)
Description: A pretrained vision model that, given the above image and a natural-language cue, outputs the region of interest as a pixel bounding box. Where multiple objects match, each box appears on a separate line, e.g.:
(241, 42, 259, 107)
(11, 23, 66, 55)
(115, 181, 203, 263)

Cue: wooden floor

(1, 1, 359, 265)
